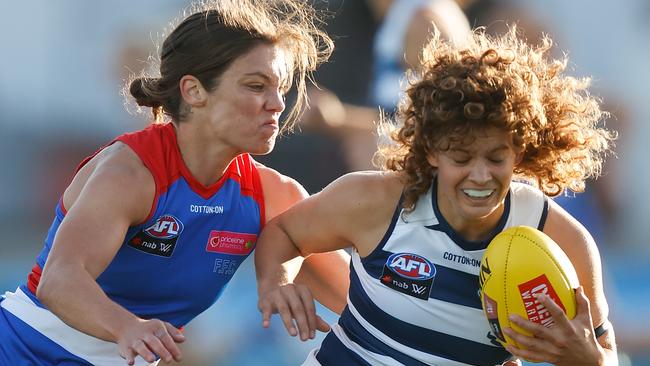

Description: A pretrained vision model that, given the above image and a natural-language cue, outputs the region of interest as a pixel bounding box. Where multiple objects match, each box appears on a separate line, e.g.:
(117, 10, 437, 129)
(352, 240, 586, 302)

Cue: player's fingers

(274, 296, 298, 337)
(164, 322, 186, 344)
(574, 286, 593, 323)
(508, 314, 551, 339)
(122, 348, 137, 366)
(131, 339, 156, 363)
(505, 344, 546, 364)
(316, 314, 331, 333)
(533, 293, 570, 328)
(503, 326, 547, 353)
(143, 333, 173, 363)
(258, 299, 275, 328)
(158, 326, 184, 361)
(283, 287, 311, 341)
(296, 286, 318, 339)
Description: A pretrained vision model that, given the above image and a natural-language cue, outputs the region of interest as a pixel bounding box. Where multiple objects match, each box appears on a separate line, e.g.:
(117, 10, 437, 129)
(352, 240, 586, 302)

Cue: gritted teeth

(462, 189, 494, 198)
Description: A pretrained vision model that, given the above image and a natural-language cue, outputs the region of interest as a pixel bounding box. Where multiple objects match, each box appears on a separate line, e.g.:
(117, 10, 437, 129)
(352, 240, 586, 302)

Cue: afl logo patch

(387, 253, 436, 280)
(381, 253, 436, 300)
(128, 214, 184, 258)
(144, 215, 184, 239)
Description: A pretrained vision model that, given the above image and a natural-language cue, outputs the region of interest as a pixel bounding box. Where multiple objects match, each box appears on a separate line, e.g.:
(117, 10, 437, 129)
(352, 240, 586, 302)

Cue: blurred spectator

(295, 0, 471, 172)
(257, 0, 378, 192)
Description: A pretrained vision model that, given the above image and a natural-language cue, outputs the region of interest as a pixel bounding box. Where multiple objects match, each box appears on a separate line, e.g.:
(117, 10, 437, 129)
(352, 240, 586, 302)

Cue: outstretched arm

(37, 143, 185, 365)
(255, 170, 401, 341)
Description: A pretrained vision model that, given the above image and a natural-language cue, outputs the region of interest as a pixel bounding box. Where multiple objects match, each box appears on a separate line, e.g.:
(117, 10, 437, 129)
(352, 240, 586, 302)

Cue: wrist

(108, 311, 141, 342)
(258, 275, 290, 296)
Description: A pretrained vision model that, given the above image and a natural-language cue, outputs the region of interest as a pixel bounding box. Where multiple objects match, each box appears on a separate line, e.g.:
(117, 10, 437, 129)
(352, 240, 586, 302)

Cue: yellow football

(479, 225, 579, 349)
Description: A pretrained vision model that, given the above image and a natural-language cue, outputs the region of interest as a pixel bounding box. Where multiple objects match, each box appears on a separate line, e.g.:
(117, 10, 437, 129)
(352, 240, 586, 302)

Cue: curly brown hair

(376, 26, 616, 211)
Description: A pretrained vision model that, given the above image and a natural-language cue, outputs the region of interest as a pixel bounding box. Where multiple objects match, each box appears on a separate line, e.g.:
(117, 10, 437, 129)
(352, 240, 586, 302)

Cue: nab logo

(128, 214, 183, 258)
(387, 253, 435, 280)
(145, 215, 184, 239)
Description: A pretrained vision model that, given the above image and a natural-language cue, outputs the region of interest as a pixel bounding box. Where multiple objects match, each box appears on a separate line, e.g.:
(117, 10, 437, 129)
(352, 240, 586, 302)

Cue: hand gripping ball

(479, 226, 579, 349)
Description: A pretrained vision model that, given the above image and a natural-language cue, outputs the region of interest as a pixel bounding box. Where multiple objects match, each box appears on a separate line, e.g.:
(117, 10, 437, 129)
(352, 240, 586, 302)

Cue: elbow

(35, 272, 53, 305)
(35, 264, 63, 306)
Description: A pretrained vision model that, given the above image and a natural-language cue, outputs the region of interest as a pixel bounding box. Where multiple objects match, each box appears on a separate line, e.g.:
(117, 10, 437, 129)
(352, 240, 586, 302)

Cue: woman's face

(200, 43, 289, 155)
(427, 127, 522, 231)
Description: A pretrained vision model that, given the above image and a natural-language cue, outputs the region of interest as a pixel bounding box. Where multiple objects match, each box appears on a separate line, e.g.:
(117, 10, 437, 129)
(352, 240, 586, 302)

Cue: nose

(468, 160, 492, 184)
(265, 89, 285, 113)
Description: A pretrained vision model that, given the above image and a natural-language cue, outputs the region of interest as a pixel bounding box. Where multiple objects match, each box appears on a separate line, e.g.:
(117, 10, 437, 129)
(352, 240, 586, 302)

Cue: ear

(426, 151, 439, 168)
(179, 75, 207, 107)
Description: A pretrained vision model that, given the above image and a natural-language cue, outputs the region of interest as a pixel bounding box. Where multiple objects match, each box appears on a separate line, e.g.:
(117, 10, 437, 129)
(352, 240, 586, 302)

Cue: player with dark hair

(0, 1, 349, 365)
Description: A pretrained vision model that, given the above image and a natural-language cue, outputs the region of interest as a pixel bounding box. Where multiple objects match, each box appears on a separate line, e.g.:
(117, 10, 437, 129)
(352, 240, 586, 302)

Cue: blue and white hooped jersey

(312, 181, 548, 366)
(0, 123, 265, 365)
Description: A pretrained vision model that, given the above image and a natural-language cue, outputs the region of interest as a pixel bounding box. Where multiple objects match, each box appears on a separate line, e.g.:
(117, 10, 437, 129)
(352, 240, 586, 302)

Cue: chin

(248, 143, 275, 156)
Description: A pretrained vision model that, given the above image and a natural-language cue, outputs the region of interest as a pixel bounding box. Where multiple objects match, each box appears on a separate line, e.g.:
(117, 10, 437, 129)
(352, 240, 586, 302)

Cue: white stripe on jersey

(1, 287, 156, 366)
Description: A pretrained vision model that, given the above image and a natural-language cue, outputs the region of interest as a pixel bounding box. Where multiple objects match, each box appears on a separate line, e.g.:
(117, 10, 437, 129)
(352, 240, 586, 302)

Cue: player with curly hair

(256, 25, 617, 365)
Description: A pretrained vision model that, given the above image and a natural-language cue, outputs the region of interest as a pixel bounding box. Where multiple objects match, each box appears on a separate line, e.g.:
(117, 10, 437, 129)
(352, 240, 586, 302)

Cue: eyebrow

(449, 145, 510, 154)
(243, 71, 272, 79)
(242, 71, 289, 88)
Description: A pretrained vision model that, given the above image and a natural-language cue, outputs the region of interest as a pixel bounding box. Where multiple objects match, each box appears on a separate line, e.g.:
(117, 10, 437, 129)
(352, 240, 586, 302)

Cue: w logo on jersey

(381, 253, 436, 300)
(145, 215, 184, 239)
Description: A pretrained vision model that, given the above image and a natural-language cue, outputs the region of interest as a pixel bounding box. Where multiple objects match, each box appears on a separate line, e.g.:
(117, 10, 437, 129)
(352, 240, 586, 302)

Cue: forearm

(295, 250, 350, 314)
(255, 221, 305, 295)
(37, 261, 138, 342)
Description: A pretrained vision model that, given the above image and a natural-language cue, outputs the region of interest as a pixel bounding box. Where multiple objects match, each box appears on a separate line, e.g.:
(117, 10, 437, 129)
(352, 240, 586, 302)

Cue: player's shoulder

(91, 142, 153, 183)
(326, 170, 401, 194)
(63, 141, 155, 222)
(254, 162, 307, 199)
(315, 170, 403, 214)
(253, 161, 309, 221)
(543, 198, 598, 263)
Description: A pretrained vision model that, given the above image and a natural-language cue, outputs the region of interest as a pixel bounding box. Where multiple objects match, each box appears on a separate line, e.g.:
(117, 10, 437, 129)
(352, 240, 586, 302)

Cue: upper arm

(256, 164, 308, 222)
(543, 199, 610, 330)
(45, 143, 155, 278)
(271, 172, 402, 257)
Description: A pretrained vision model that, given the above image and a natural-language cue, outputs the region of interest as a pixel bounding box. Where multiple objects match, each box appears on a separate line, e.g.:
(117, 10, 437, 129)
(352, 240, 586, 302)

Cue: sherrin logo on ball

(478, 226, 579, 349)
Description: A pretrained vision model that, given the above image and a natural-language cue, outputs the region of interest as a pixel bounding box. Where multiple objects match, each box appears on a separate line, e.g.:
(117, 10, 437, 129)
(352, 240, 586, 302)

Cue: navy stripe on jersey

(316, 330, 374, 366)
(338, 307, 429, 366)
(538, 196, 549, 230)
(356, 255, 482, 308)
(347, 265, 510, 365)
(426, 186, 511, 251)
(428, 265, 481, 308)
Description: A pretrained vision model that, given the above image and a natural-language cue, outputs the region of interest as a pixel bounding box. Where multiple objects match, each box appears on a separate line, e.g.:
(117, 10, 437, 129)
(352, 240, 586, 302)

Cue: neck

(439, 199, 505, 242)
(173, 122, 239, 187)
(450, 214, 502, 242)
